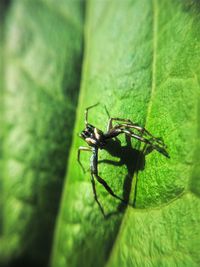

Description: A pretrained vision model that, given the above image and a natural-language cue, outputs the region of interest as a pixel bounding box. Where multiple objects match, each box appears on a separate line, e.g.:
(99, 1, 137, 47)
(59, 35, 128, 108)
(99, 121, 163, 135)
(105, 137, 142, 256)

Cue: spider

(78, 103, 167, 215)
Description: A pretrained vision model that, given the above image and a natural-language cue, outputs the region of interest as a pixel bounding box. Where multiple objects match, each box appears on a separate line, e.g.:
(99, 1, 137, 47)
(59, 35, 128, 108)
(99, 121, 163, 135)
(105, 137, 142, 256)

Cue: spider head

(79, 124, 94, 138)
(79, 124, 105, 147)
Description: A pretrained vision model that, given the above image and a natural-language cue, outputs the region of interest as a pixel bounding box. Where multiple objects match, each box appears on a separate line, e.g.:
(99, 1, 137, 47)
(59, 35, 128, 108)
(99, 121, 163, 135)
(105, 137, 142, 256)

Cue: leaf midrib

(106, 0, 158, 264)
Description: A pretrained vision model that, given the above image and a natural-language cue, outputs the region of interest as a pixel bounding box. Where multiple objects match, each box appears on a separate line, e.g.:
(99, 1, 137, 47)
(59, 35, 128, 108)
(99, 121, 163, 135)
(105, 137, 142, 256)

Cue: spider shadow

(98, 135, 169, 219)
(98, 136, 146, 219)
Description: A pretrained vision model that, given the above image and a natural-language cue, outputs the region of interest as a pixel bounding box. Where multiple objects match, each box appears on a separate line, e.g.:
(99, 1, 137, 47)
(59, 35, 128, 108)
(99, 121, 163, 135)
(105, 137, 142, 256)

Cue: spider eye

(86, 124, 94, 132)
(81, 130, 90, 138)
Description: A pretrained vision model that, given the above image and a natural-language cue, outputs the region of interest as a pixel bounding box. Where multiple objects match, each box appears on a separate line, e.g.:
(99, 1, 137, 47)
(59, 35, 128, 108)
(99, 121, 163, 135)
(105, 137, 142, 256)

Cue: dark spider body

(78, 103, 167, 215)
(80, 124, 106, 148)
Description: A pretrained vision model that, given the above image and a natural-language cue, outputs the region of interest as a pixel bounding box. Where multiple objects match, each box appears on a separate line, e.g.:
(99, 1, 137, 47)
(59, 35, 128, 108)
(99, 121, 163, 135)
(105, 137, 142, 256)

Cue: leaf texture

(0, 0, 83, 266)
(51, 1, 200, 267)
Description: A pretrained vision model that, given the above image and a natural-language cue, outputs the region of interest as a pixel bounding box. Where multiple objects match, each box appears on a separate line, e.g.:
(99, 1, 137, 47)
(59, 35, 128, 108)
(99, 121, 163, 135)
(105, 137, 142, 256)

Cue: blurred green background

(0, 0, 200, 267)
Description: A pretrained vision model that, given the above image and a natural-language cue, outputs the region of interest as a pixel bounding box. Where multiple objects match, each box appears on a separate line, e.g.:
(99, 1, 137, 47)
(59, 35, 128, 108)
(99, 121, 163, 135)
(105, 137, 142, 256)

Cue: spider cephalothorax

(80, 124, 106, 148)
(77, 103, 167, 216)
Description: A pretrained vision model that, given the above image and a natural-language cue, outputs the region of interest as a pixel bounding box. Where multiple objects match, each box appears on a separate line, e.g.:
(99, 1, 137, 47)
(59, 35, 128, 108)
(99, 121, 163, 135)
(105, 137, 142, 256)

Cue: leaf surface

(0, 0, 83, 266)
(51, 1, 200, 267)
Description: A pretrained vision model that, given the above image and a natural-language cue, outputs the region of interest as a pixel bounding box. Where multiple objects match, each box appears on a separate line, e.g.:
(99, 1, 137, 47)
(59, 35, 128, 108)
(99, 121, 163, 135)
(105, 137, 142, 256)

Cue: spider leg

(77, 146, 92, 173)
(106, 118, 162, 140)
(91, 174, 105, 217)
(106, 118, 165, 147)
(104, 105, 110, 119)
(103, 106, 121, 141)
(122, 129, 153, 146)
(94, 174, 125, 202)
(90, 147, 106, 215)
(84, 103, 99, 126)
(122, 129, 165, 151)
(106, 117, 136, 132)
(91, 147, 125, 205)
(123, 129, 169, 156)
(118, 123, 165, 146)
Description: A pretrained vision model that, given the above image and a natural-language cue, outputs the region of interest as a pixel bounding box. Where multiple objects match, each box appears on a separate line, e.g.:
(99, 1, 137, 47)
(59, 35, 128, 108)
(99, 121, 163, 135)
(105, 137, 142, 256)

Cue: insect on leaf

(51, 1, 200, 267)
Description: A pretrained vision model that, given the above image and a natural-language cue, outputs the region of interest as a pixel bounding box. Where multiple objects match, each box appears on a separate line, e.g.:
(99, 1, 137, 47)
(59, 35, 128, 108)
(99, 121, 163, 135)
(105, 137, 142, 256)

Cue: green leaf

(0, 0, 7, 244)
(108, 194, 200, 267)
(0, 0, 83, 266)
(51, 1, 200, 267)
